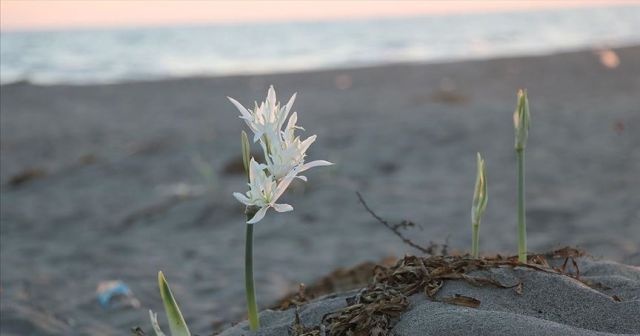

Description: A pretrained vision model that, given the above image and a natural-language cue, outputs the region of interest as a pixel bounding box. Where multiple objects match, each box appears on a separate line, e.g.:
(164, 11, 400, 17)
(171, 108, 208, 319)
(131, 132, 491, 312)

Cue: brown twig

(356, 192, 434, 255)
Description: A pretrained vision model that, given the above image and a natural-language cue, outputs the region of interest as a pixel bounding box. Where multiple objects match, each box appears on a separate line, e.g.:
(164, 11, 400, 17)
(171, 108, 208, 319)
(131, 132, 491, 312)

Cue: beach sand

(1, 46, 639, 335)
(220, 256, 640, 336)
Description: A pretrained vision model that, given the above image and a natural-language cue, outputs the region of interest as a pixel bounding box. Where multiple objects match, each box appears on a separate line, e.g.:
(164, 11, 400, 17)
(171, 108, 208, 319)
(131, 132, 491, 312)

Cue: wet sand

(1, 45, 639, 335)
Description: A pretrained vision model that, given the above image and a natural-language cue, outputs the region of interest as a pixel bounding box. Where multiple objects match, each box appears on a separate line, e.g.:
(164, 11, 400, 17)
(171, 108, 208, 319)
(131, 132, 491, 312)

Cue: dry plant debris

(287, 248, 593, 336)
(283, 194, 593, 335)
(274, 259, 396, 310)
(356, 192, 448, 255)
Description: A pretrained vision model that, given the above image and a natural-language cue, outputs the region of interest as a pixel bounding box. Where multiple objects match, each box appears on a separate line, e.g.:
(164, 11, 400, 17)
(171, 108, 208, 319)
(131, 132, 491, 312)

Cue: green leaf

(158, 271, 191, 336)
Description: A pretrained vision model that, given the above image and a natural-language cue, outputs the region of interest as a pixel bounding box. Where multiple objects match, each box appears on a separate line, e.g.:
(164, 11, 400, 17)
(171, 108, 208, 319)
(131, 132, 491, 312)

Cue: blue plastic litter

(97, 280, 136, 308)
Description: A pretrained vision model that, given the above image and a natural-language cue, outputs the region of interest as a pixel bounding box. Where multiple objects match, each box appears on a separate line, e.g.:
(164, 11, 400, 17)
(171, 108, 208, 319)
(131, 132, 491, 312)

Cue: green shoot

(471, 152, 488, 258)
(153, 271, 191, 336)
(513, 89, 531, 263)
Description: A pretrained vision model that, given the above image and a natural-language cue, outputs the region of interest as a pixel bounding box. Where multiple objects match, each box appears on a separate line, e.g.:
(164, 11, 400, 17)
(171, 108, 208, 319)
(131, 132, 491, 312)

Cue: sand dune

(220, 257, 640, 335)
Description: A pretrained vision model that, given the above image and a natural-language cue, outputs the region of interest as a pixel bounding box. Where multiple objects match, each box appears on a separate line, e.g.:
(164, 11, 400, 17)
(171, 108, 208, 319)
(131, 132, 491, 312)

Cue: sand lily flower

(233, 158, 296, 224)
(265, 111, 333, 180)
(229, 86, 332, 331)
(228, 85, 296, 143)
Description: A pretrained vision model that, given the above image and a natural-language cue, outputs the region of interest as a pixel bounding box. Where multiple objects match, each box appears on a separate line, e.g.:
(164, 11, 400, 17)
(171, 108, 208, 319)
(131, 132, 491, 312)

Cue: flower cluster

(229, 86, 332, 224)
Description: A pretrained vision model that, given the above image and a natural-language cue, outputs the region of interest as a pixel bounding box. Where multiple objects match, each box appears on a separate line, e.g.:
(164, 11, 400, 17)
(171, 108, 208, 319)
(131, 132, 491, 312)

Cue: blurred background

(1, 1, 639, 335)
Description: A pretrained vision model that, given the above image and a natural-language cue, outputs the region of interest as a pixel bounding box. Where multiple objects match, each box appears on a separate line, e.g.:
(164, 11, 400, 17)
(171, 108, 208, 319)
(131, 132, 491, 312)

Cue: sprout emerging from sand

(471, 153, 488, 258)
(229, 86, 332, 330)
(149, 271, 191, 336)
(513, 89, 531, 263)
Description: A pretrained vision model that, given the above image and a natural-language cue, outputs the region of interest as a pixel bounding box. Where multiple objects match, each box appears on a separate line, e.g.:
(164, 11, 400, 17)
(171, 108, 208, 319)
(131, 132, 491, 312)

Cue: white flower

(233, 158, 296, 224)
(229, 86, 333, 224)
(265, 111, 333, 180)
(228, 85, 296, 143)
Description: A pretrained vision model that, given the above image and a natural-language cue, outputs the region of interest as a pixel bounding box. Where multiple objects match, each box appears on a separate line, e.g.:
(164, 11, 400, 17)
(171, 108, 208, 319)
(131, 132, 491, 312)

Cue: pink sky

(1, 0, 636, 31)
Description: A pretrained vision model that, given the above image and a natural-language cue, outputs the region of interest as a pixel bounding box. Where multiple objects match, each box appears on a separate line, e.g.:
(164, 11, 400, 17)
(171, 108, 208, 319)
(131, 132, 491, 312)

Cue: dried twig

(356, 192, 435, 255)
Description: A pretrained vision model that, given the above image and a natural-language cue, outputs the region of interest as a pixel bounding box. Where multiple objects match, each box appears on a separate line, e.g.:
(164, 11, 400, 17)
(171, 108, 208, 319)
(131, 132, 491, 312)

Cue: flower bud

(472, 152, 488, 225)
(513, 89, 531, 150)
(241, 130, 251, 181)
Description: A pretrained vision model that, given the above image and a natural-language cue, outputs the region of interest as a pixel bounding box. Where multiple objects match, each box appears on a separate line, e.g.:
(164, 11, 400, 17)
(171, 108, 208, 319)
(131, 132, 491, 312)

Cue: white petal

(248, 158, 260, 183)
(280, 93, 297, 127)
(233, 192, 251, 205)
(272, 170, 297, 201)
(247, 207, 268, 224)
(227, 97, 253, 120)
(272, 203, 293, 212)
(267, 86, 277, 107)
(296, 175, 308, 182)
(248, 158, 269, 183)
(299, 160, 333, 173)
(284, 93, 297, 115)
(253, 130, 264, 143)
(299, 135, 317, 154)
(286, 112, 298, 131)
(149, 310, 167, 336)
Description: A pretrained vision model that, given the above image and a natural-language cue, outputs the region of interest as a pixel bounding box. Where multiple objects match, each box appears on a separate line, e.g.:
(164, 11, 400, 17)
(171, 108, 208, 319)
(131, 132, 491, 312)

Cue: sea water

(1, 5, 639, 84)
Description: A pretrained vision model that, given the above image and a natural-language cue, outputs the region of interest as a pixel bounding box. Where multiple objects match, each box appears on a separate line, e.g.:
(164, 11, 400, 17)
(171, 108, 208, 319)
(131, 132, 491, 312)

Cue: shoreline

(2, 43, 639, 88)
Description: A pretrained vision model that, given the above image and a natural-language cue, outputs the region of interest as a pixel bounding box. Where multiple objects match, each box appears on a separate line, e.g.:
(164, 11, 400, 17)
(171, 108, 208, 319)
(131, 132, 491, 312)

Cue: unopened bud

(472, 152, 488, 225)
(513, 89, 531, 150)
(241, 130, 251, 181)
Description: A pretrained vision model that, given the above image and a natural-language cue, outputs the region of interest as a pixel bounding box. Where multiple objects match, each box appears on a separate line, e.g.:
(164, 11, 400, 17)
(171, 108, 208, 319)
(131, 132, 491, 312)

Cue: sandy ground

(220, 257, 640, 336)
(1, 46, 639, 335)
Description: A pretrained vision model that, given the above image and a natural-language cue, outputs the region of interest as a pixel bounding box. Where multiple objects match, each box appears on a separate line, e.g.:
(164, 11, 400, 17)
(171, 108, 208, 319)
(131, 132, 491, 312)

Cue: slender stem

(471, 221, 480, 258)
(245, 222, 260, 330)
(516, 148, 527, 263)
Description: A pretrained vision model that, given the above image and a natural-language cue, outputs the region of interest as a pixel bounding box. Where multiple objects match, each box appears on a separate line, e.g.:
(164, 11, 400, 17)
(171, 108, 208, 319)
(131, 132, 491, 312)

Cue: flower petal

(227, 97, 252, 120)
(280, 93, 297, 127)
(252, 128, 266, 143)
(299, 160, 333, 173)
(248, 158, 259, 183)
(247, 206, 268, 224)
(299, 135, 317, 154)
(267, 86, 277, 108)
(286, 112, 298, 132)
(284, 93, 297, 115)
(272, 169, 297, 201)
(233, 192, 251, 205)
(272, 203, 293, 212)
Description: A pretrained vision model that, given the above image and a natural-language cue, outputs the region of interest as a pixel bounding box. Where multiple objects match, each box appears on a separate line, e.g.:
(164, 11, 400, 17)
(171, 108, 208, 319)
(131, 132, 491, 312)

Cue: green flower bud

(241, 130, 251, 182)
(472, 152, 488, 225)
(513, 89, 531, 150)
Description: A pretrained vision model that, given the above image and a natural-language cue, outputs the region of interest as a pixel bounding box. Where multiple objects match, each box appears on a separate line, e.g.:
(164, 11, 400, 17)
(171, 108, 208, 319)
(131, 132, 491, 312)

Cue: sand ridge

(219, 257, 640, 335)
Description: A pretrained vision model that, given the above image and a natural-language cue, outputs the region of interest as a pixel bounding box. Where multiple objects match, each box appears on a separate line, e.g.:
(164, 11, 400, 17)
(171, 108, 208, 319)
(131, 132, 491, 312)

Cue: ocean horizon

(2, 5, 639, 85)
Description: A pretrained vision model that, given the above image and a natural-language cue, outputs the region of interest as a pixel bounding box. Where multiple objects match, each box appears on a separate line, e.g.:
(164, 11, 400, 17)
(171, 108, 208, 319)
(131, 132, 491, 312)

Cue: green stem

(245, 221, 260, 330)
(516, 148, 527, 263)
(471, 221, 480, 258)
